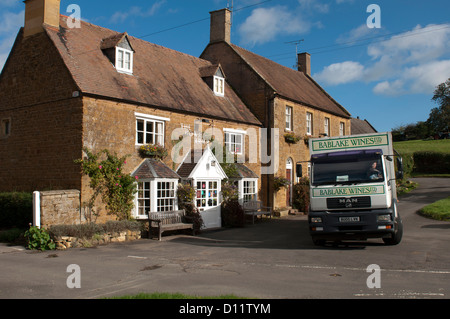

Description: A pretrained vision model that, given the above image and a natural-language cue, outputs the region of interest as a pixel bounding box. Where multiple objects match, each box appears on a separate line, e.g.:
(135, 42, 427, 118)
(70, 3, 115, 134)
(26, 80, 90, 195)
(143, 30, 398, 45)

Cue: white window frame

(213, 75, 225, 97)
(242, 179, 257, 203)
(224, 130, 244, 155)
(324, 117, 330, 136)
(156, 181, 176, 212)
(285, 106, 292, 131)
(339, 122, 345, 136)
(306, 112, 313, 135)
(134, 179, 178, 219)
(135, 112, 170, 146)
(116, 47, 133, 74)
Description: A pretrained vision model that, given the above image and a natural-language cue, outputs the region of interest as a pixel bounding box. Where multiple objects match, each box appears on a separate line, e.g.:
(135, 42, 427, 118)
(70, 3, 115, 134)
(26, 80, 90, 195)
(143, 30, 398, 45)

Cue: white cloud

(110, 1, 166, 23)
(238, 6, 310, 46)
(336, 24, 379, 44)
(314, 61, 364, 85)
(297, 0, 329, 14)
(314, 23, 450, 96)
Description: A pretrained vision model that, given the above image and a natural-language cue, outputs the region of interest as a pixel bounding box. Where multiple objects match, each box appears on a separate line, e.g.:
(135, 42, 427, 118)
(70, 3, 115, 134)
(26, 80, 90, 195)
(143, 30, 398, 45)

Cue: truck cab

(308, 133, 403, 245)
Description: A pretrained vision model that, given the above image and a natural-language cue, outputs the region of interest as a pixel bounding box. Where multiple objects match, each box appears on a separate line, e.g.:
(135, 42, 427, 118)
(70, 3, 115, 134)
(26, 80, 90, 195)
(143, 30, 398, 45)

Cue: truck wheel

(383, 218, 403, 245)
(312, 236, 325, 246)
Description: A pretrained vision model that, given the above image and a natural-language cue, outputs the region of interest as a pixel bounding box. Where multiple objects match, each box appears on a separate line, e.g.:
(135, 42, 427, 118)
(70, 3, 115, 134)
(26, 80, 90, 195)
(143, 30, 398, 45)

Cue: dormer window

(116, 47, 133, 74)
(101, 32, 135, 75)
(199, 64, 226, 97)
(214, 75, 224, 96)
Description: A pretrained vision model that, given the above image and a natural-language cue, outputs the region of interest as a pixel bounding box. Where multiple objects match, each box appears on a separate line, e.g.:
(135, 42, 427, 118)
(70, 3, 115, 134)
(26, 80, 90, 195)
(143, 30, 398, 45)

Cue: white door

(195, 179, 221, 229)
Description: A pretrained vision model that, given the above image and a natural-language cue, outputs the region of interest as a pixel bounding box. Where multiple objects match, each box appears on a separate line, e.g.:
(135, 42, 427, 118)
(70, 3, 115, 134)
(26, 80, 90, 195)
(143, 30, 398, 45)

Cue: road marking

(245, 262, 450, 275)
(127, 255, 147, 259)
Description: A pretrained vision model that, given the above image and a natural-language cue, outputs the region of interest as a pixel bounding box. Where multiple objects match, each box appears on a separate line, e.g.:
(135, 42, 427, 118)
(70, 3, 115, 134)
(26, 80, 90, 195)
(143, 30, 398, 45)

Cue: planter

(138, 144, 168, 159)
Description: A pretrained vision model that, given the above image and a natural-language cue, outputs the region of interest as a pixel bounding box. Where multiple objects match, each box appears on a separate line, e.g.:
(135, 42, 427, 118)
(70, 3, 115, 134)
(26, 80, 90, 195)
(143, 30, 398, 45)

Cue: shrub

(0, 192, 33, 229)
(24, 226, 56, 251)
(413, 151, 450, 174)
(292, 177, 310, 213)
(221, 199, 245, 228)
(176, 183, 196, 207)
(48, 220, 143, 239)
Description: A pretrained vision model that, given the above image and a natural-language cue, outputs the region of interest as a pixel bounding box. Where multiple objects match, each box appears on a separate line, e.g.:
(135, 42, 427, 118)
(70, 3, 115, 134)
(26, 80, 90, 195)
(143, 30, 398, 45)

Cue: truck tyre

(312, 236, 326, 246)
(383, 217, 403, 245)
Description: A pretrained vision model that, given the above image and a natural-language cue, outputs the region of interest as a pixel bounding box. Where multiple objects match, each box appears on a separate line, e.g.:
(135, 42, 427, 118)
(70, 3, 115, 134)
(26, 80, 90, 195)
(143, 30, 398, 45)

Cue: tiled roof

(351, 117, 377, 134)
(227, 163, 258, 179)
(44, 16, 261, 126)
(132, 158, 180, 179)
(228, 43, 351, 118)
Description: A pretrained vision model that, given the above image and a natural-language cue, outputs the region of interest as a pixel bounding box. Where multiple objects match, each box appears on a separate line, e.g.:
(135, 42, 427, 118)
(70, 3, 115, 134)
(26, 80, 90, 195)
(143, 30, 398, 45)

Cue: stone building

(201, 9, 352, 210)
(0, 0, 262, 228)
(0, 1, 352, 227)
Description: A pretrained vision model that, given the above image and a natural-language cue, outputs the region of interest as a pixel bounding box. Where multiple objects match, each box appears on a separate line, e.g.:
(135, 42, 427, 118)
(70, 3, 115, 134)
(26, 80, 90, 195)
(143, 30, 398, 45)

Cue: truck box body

(308, 132, 403, 245)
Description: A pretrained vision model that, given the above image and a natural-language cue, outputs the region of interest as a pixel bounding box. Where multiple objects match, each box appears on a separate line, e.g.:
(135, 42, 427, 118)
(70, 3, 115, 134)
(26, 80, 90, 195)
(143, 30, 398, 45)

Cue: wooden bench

(148, 209, 194, 241)
(242, 200, 272, 224)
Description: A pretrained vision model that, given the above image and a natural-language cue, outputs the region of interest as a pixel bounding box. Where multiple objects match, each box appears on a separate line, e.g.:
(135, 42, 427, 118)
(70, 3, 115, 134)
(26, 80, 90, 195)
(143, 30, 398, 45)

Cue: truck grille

(327, 196, 371, 209)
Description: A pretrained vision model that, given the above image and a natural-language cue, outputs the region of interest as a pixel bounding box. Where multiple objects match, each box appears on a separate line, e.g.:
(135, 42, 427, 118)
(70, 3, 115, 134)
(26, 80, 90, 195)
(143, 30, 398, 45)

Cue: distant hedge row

(0, 192, 33, 229)
(400, 151, 450, 176)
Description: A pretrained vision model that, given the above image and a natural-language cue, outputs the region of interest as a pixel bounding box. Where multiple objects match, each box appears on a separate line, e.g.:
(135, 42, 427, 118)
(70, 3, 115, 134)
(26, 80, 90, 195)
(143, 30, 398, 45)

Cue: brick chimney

(209, 8, 231, 44)
(24, 0, 61, 38)
(297, 52, 311, 76)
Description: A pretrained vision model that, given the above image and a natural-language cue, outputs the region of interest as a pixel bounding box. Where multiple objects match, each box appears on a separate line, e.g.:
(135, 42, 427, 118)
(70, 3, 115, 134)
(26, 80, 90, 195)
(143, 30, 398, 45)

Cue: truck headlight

(377, 214, 391, 222)
(310, 217, 322, 223)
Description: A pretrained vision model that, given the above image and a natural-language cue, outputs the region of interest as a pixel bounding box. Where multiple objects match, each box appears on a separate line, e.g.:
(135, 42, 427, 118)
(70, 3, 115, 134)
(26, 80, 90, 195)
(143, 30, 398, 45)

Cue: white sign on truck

(307, 132, 404, 245)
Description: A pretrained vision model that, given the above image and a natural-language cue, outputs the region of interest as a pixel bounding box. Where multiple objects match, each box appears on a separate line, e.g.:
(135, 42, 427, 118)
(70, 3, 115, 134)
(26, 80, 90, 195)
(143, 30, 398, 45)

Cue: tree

(427, 78, 450, 134)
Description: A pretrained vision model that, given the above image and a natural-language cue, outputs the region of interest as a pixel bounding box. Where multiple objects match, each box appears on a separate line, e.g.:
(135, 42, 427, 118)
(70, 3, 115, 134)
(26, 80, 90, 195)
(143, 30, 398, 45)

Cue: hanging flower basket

(273, 176, 291, 192)
(138, 144, 168, 159)
(284, 132, 301, 144)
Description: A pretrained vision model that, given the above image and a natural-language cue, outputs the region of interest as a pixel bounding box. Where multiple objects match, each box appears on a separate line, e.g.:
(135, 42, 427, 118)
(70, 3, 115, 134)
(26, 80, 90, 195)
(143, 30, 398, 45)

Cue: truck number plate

(339, 216, 360, 222)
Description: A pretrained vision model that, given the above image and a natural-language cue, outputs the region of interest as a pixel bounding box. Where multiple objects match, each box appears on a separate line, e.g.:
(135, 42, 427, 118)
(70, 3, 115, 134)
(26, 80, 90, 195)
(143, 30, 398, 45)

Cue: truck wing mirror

(396, 157, 404, 180)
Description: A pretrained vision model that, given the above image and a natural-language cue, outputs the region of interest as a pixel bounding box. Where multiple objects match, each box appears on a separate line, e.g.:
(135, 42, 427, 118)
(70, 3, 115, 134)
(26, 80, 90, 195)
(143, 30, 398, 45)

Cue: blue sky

(1, 0, 449, 133)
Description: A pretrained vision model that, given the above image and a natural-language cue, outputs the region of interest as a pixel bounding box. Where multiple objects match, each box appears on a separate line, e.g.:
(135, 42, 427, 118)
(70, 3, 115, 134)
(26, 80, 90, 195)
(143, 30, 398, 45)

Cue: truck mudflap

(309, 208, 403, 245)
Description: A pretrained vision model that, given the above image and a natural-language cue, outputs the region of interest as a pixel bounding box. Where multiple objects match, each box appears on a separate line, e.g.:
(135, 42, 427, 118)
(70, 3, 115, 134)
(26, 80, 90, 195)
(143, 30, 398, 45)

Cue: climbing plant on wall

(75, 148, 137, 221)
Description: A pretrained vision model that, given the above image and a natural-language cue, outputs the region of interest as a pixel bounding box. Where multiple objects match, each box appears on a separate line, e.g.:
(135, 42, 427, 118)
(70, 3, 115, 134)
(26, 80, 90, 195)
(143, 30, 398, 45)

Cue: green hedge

(413, 152, 450, 174)
(0, 192, 33, 229)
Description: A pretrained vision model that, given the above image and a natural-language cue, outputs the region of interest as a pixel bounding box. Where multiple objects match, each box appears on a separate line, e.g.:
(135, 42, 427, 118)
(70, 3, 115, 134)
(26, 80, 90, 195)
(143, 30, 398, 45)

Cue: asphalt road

(0, 178, 449, 300)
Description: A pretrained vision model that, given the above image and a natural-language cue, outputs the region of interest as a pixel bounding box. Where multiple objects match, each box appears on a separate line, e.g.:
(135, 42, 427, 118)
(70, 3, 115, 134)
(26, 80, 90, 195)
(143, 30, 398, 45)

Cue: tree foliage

(391, 78, 450, 140)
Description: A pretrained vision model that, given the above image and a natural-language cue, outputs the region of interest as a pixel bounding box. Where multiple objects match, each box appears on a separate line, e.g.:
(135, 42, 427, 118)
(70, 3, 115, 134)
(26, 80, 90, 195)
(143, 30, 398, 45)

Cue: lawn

(106, 292, 246, 299)
(393, 139, 450, 155)
(418, 196, 450, 221)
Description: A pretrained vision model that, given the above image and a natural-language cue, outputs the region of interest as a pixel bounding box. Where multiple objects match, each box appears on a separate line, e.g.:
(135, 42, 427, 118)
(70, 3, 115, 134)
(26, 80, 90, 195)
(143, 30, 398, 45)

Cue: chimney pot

(209, 8, 231, 44)
(24, 0, 61, 38)
(297, 52, 311, 76)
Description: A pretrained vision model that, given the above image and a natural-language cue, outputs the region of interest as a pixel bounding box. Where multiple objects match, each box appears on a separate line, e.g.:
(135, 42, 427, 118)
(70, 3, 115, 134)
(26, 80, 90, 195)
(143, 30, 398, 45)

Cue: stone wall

(40, 190, 81, 228)
(0, 31, 83, 192)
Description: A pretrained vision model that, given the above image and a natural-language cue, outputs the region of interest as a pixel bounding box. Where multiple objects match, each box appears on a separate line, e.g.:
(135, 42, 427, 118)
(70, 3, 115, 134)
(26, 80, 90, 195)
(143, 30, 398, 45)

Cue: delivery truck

(307, 132, 404, 245)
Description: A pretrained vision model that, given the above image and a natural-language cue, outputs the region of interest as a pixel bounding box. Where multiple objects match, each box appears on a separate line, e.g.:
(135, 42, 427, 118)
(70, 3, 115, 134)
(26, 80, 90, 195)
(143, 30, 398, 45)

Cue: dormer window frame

(213, 75, 225, 97)
(115, 46, 133, 74)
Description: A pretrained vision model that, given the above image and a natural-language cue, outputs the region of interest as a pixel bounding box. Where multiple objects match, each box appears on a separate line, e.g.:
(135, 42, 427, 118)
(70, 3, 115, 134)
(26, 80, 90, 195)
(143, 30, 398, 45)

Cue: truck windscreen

(311, 150, 384, 186)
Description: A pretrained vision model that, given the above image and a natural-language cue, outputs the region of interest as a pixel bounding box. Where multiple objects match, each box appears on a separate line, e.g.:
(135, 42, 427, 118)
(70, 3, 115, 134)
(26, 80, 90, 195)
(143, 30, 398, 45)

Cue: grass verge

(418, 196, 450, 221)
(106, 292, 246, 299)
